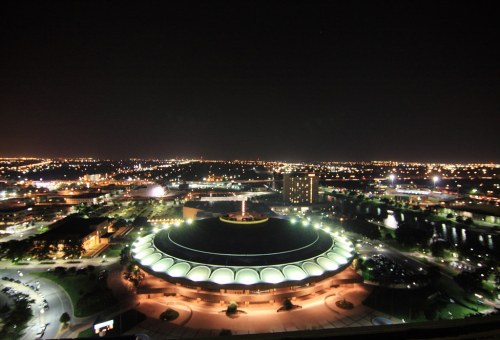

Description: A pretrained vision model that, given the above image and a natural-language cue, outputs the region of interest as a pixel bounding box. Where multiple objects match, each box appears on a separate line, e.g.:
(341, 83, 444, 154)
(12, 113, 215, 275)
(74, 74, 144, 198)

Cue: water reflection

(383, 211, 399, 230)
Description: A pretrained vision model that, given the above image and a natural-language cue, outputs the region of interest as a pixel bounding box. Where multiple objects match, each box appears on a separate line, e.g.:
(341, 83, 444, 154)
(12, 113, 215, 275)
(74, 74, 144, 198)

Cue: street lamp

(389, 174, 395, 187)
(474, 293, 483, 312)
(433, 176, 439, 189)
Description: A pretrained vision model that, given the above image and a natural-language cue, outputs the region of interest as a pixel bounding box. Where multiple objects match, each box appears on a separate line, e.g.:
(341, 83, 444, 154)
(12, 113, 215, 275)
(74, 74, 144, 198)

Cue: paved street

(0, 222, 49, 243)
(0, 268, 74, 339)
(0, 257, 120, 339)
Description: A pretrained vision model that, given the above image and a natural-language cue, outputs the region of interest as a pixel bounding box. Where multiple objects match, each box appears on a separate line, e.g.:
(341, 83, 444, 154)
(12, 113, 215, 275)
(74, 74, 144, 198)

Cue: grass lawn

(36, 272, 86, 307)
(434, 276, 477, 310)
(362, 286, 435, 321)
(78, 327, 95, 338)
(103, 244, 122, 257)
(437, 302, 479, 320)
(35, 271, 116, 317)
(481, 278, 497, 298)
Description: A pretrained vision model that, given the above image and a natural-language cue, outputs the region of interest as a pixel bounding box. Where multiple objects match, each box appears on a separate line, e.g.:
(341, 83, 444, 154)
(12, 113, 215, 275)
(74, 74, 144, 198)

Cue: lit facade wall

(183, 206, 202, 219)
(131, 220, 355, 303)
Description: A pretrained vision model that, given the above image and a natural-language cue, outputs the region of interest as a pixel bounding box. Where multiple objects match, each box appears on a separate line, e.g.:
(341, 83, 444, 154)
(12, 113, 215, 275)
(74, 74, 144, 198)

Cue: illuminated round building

(131, 211, 355, 304)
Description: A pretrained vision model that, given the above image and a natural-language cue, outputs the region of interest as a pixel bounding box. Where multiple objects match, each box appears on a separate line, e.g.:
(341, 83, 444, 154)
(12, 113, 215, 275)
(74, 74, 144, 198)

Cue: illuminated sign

(94, 319, 114, 334)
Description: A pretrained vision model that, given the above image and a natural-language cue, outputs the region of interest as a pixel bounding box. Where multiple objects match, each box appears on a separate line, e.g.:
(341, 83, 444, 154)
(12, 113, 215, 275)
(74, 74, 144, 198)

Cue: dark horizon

(2, 155, 500, 165)
(1, 2, 499, 163)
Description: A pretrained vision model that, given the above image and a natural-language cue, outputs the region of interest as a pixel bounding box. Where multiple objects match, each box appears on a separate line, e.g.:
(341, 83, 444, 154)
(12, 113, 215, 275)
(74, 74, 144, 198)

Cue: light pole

(40, 307, 44, 321)
(433, 176, 439, 190)
(389, 174, 395, 187)
(474, 293, 483, 312)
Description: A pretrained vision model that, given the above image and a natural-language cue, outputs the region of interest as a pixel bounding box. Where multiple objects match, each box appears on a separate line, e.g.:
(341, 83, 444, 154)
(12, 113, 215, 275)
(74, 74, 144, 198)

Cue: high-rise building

(283, 173, 319, 204)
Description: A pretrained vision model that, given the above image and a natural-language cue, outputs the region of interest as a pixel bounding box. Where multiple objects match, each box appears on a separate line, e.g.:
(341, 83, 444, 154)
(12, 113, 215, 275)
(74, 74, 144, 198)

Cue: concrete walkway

(124, 284, 398, 339)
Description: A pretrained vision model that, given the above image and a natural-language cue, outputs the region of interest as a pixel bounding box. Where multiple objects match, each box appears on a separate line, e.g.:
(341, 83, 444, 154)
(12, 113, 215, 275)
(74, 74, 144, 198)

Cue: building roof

(184, 200, 276, 216)
(37, 216, 109, 240)
(0, 205, 29, 213)
(132, 217, 355, 288)
(154, 217, 333, 266)
(66, 192, 104, 199)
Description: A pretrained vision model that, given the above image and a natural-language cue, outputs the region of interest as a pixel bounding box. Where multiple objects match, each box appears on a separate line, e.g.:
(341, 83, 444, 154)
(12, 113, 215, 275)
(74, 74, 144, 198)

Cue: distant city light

(151, 186, 165, 197)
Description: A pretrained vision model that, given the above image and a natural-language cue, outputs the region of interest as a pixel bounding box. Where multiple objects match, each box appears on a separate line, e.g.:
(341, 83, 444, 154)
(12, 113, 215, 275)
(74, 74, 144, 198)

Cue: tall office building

(283, 173, 319, 204)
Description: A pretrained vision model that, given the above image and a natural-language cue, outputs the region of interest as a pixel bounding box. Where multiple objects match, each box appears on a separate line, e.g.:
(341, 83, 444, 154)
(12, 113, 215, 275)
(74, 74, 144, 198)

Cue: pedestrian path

(123, 284, 399, 339)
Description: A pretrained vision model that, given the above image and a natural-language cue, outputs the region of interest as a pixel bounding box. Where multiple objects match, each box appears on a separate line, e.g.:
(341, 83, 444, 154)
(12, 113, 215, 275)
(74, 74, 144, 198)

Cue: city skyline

(0, 157, 499, 338)
(1, 2, 499, 162)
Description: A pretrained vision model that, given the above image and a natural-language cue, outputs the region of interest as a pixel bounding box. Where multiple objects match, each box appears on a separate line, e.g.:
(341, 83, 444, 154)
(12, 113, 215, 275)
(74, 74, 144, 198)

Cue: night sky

(1, 1, 499, 162)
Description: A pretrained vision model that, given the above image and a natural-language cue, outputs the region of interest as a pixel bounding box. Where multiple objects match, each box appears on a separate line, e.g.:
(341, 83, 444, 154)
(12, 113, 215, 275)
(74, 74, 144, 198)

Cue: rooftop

(36, 216, 109, 240)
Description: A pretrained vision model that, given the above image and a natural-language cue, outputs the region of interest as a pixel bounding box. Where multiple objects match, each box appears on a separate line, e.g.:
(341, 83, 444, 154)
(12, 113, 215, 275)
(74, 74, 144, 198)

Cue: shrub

(60, 312, 71, 324)
(283, 298, 294, 310)
(226, 302, 238, 315)
(0, 304, 10, 313)
(220, 329, 232, 336)
(159, 308, 179, 321)
(336, 299, 354, 310)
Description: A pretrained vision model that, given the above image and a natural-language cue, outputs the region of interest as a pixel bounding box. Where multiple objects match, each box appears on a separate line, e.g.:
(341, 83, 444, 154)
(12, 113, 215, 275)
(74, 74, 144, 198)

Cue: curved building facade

(132, 214, 355, 303)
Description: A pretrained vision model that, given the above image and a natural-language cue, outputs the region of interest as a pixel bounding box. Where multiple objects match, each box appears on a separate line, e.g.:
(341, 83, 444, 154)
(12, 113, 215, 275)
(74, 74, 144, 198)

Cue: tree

(33, 240, 57, 259)
(60, 312, 71, 324)
(226, 302, 238, 315)
(423, 303, 438, 320)
(220, 329, 232, 336)
(62, 239, 85, 258)
(75, 203, 86, 215)
(283, 298, 294, 310)
(355, 257, 364, 271)
(159, 308, 179, 321)
(454, 271, 482, 293)
(4, 239, 32, 261)
(120, 246, 130, 265)
(430, 240, 450, 258)
(133, 216, 148, 227)
(395, 223, 432, 247)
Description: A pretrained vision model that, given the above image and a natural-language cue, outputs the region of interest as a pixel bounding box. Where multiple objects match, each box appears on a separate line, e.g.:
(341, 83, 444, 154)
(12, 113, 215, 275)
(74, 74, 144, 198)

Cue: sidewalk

(123, 284, 400, 339)
(0, 257, 120, 271)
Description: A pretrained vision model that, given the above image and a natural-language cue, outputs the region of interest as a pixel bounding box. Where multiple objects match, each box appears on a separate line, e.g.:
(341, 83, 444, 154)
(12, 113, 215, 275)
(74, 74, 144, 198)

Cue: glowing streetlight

(389, 174, 395, 187)
(432, 176, 439, 189)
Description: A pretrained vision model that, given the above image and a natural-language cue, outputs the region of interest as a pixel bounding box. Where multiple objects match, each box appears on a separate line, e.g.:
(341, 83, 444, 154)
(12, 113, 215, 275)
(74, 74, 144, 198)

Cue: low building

(385, 188, 457, 206)
(183, 200, 275, 219)
(0, 206, 32, 229)
(34, 216, 114, 256)
(64, 192, 109, 205)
